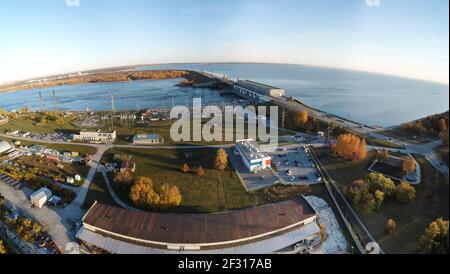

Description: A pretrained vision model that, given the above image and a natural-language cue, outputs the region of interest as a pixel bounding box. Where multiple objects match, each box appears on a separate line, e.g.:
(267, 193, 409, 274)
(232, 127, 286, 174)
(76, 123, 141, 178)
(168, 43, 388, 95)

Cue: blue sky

(0, 0, 448, 84)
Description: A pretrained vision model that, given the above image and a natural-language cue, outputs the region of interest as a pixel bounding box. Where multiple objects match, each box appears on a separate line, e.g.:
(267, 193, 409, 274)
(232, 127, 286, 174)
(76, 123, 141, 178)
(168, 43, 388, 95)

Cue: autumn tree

(298, 110, 309, 126)
(402, 156, 417, 174)
(159, 183, 182, 206)
(195, 166, 205, 177)
(0, 240, 6, 254)
(334, 134, 367, 160)
(419, 218, 449, 254)
(438, 118, 448, 132)
(214, 149, 228, 171)
(129, 177, 160, 208)
(396, 182, 416, 204)
(182, 163, 190, 174)
(358, 139, 367, 160)
(385, 219, 397, 235)
(378, 149, 390, 161)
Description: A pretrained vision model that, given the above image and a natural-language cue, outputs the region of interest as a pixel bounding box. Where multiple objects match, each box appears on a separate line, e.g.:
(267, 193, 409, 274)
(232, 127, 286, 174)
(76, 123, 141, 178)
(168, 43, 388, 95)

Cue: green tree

(347, 180, 376, 212)
(419, 218, 449, 254)
(367, 172, 396, 196)
(374, 190, 385, 211)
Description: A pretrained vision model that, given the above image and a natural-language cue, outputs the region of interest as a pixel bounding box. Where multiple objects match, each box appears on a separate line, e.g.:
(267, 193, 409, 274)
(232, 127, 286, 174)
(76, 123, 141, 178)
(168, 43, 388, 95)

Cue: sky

(0, 0, 448, 84)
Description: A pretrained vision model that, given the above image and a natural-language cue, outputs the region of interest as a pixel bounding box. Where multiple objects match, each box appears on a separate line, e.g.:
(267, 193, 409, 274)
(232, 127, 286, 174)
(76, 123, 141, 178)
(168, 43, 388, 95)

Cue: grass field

(100, 147, 259, 213)
(0, 115, 79, 134)
(313, 147, 449, 254)
(83, 172, 118, 209)
(379, 129, 433, 145)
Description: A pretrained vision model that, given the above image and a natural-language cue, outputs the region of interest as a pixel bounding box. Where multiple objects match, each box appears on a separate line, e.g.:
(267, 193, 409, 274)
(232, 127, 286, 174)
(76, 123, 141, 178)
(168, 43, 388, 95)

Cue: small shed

(75, 174, 82, 181)
(30, 188, 53, 208)
(67, 177, 75, 184)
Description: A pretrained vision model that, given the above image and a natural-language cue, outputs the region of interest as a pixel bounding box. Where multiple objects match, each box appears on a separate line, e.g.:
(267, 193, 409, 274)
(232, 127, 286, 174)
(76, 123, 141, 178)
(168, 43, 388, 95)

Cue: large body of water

(0, 63, 448, 127)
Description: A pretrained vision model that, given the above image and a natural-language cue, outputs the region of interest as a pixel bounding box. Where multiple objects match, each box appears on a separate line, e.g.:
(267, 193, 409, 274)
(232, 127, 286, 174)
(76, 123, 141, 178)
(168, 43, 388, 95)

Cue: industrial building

(76, 197, 321, 254)
(234, 80, 285, 101)
(132, 134, 164, 145)
(73, 130, 117, 143)
(235, 139, 272, 172)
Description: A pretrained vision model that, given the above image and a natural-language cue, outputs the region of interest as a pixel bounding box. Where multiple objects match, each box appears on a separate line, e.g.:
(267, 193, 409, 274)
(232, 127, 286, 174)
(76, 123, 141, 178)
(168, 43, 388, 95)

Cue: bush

(386, 219, 397, 235)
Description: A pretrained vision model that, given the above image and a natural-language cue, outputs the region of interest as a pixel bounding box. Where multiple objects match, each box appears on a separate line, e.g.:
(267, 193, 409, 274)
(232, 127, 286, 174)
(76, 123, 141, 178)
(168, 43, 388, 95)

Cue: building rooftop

(236, 139, 270, 161)
(82, 197, 316, 247)
(80, 129, 116, 134)
(134, 134, 160, 140)
(236, 80, 284, 92)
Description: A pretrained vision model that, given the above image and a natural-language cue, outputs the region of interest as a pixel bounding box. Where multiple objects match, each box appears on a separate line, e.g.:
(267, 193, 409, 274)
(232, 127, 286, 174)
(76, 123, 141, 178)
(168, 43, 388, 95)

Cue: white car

(289, 176, 296, 182)
(287, 169, 293, 176)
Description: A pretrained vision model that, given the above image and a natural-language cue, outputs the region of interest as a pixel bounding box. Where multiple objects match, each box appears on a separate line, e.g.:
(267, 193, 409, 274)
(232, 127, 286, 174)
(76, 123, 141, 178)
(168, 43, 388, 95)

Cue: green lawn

(313, 147, 449, 254)
(83, 172, 118, 209)
(101, 147, 259, 213)
(0, 115, 79, 134)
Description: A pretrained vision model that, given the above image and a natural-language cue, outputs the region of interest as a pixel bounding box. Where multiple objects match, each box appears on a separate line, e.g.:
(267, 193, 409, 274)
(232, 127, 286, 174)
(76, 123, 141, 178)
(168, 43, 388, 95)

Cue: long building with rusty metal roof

(76, 197, 321, 254)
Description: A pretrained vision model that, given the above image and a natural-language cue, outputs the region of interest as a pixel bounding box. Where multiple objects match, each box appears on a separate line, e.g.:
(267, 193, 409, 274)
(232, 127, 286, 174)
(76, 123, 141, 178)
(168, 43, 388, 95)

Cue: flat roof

(235, 80, 284, 92)
(236, 140, 270, 161)
(82, 197, 316, 247)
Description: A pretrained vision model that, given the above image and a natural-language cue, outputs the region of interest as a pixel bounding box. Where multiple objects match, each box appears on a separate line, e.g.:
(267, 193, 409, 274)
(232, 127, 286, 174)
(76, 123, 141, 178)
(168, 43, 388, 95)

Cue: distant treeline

(0, 70, 189, 93)
(402, 111, 449, 138)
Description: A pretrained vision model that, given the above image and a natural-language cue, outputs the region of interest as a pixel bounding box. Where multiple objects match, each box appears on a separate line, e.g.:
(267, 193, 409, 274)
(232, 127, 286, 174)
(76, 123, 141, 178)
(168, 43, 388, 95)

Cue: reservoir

(0, 63, 448, 127)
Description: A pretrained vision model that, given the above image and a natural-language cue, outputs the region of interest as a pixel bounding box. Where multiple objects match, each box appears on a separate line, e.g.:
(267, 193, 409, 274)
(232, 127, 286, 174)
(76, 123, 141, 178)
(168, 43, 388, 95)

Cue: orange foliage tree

(298, 110, 309, 126)
(334, 134, 367, 160)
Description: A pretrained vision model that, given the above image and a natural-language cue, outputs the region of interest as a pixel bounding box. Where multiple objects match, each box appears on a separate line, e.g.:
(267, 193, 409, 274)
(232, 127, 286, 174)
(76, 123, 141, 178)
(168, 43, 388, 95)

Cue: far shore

(0, 69, 211, 94)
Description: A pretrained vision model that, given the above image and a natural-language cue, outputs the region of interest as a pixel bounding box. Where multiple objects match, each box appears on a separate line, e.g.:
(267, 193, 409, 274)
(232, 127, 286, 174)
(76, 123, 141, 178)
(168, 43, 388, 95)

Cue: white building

(0, 141, 13, 155)
(132, 134, 164, 145)
(235, 139, 272, 172)
(30, 188, 53, 208)
(73, 130, 117, 143)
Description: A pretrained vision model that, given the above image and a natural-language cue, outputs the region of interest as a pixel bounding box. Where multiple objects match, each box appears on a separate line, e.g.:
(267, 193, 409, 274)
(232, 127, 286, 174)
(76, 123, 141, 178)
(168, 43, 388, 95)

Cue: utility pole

(52, 89, 58, 113)
(281, 108, 286, 129)
(108, 91, 116, 129)
(39, 91, 44, 112)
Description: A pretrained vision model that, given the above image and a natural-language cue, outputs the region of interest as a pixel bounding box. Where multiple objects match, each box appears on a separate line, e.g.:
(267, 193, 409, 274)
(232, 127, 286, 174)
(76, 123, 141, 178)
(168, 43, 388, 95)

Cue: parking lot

(270, 145, 322, 186)
(228, 149, 280, 191)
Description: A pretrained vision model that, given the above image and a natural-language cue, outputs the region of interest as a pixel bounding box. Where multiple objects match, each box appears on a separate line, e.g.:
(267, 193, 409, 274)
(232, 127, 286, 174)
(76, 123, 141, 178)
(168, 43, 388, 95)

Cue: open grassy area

(379, 129, 433, 145)
(83, 172, 118, 209)
(0, 114, 79, 134)
(313, 147, 449, 254)
(101, 147, 259, 213)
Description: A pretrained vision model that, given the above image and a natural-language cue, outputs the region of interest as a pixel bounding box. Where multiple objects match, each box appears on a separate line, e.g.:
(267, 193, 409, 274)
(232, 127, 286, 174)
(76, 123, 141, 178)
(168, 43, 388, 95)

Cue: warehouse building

(234, 80, 285, 100)
(76, 197, 321, 254)
(235, 139, 272, 172)
(132, 134, 164, 145)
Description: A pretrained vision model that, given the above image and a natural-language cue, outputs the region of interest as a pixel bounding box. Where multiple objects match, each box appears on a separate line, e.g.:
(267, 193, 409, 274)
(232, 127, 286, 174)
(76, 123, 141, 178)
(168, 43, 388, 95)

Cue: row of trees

(346, 172, 416, 212)
(129, 177, 182, 208)
(182, 149, 229, 177)
(403, 112, 449, 138)
(333, 134, 367, 161)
